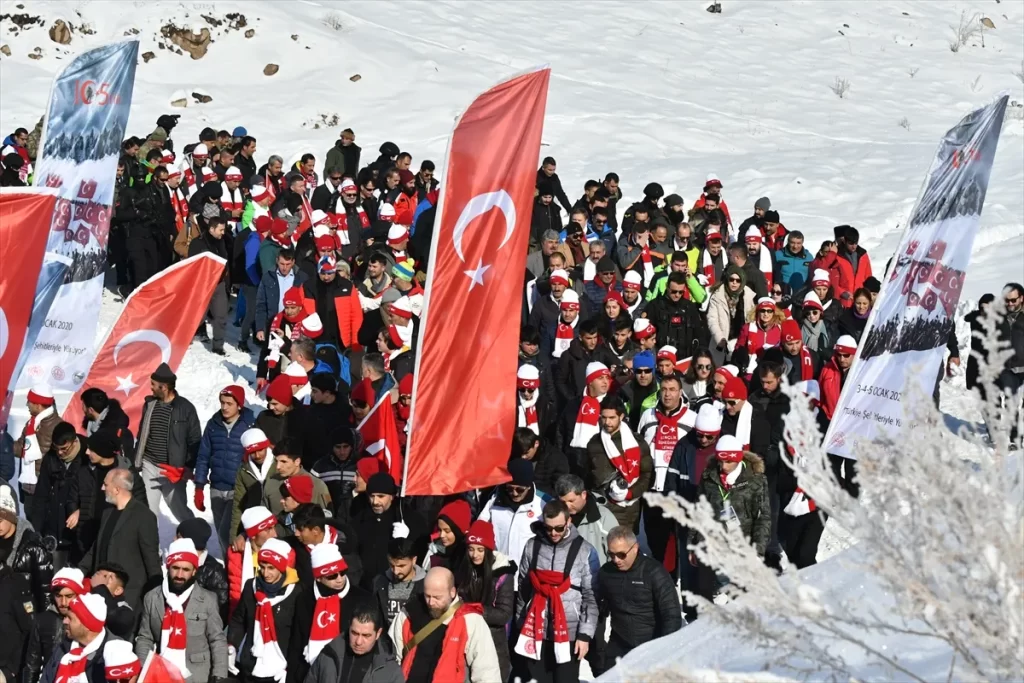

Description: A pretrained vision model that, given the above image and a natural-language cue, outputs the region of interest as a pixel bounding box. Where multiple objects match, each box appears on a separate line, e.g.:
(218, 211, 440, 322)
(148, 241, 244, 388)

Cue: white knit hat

(311, 544, 348, 578)
(379, 203, 396, 220)
(225, 166, 243, 182)
(69, 592, 107, 632)
(250, 184, 271, 202)
(311, 209, 331, 226)
(192, 143, 209, 158)
(517, 364, 540, 389)
(240, 428, 270, 454)
(623, 270, 643, 291)
(835, 335, 858, 355)
(241, 506, 276, 538)
(559, 288, 579, 307)
(51, 567, 89, 595)
(166, 538, 199, 568)
(103, 639, 141, 680)
(632, 318, 655, 339)
(340, 178, 357, 192)
(802, 291, 823, 310)
(284, 362, 309, 384)
(301, 313, 323, 337)
(585, 362, 610, 384)
(745, 226, 763, 242)
(811, 269, 831, 287)
(387, 224, 409, 244)
(694, 403, 723, 434)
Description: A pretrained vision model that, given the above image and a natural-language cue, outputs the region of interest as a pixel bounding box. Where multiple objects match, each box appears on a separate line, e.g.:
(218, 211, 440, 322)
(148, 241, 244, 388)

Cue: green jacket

(689, 452, 771, 555)
(258, 238, 282, 278)
(325, 145, 347, 177)
(646, 271, 707, 304)
(230, 456, 279, 540)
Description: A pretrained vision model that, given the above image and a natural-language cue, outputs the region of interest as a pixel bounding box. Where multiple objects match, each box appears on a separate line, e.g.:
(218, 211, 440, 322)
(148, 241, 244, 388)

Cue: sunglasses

(634, 368, 653, 375)
(544, 523, 566, 534)
(836, 352, 853, 359)
(696, 431, 716, 441)
(695, 364, 712, 370)
(668, 288, 686, 295)
(507, 484, 529, 494)
(772, 290, 783, 296)
(727, 277, 741, 283)
(1007, 297, 1021, 305)
(725, 399, 741, 407)
(609, 542, 637, 561)
(342, 192, 358, 198)
(321, 572, 346, 581)
(330, 176, 343, 182)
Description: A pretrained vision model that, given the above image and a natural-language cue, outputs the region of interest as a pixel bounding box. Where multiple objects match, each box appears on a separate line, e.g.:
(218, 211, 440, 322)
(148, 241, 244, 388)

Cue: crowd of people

(1, 114, 1023, 683)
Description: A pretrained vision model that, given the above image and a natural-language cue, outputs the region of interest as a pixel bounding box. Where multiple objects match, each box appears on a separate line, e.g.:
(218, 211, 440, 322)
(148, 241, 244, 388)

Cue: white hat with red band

(834, 335, 858, 356)
(695, 403, 723, 434)
(311, 544, 348, 578)
(225, 166, 244, 182)
(258, 538, 293, 573)
(241, 506, 276, 538)
(549, 269, 569, 287)
(517, 364, 540, 390)
(811, 269, 831, 288)
(657, 345, 678, 362)
(745, 226, 763, 243)
(69, 593, 107, 633)
(585, 362, 610, 385)
(51, 568, 90, 595)
(632, 318, 655, 340)
(802, 291, 824, 310)
(166, 538, 200, 568)
(241, 428, 270, 454)
(756, 296, 776, 310)
(559, 288, 579, 310)
(623, 270, 643, 291)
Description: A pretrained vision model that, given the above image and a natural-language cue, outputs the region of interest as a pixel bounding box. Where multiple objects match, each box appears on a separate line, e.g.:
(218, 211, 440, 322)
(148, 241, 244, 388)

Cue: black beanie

(366, 472, 397, 495)
(508, 458, 534, 486)
(597, 256, 616, 273)
(764, 210, 780, 223)
(86, 429, 121, 460)
(643, 182, 664, 199)
(176, 518, 212, 551)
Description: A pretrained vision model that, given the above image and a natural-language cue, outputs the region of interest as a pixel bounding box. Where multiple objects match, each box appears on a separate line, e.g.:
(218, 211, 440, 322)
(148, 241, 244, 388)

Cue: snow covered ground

(2, 0, 1023, 679)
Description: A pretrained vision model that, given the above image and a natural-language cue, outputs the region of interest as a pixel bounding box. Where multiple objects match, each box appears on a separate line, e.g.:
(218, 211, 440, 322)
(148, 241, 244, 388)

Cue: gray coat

(134, 394, 202, 469)
(135, 584, 229, 683)
(516, 524, 599, 642)
(303, 637, 403, 683)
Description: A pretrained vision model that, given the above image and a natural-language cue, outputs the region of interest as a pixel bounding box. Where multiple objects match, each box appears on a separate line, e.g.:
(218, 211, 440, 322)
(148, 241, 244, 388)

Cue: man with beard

(135, 538, 228, 682)
(38, 592, 112, 683)
(389, 567, 500, 683)
(332, 178, 371, 260)
(352, 473, 426, 590)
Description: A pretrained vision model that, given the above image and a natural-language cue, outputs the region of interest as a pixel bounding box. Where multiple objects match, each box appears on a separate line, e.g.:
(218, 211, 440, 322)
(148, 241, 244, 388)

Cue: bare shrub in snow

(949, 11, 981, 52)
(968, 74, 983, 93)
(321, 12, 344, 32)
(645, 320, 1023, 681)
(829, 77, 850, 99)
(1014, 61, 1024, 85)
(907, 67, 919, 78)
(898, 117, 910, 131)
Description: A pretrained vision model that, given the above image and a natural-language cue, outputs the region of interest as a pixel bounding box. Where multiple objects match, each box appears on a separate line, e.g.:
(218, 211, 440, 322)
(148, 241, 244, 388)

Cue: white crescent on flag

(113, 329, 172, 365)
(451, 189, 517, 262)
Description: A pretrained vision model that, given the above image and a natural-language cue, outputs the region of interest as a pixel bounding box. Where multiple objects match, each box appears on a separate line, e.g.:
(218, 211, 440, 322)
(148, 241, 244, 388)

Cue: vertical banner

(19, 41, 139, 391)
(62, 253, 226, 431)
(824, 95, 1008, 457)
(403, 68, 550, 495)
(10, 255, 72, 388)
(0, 188, 59, 398)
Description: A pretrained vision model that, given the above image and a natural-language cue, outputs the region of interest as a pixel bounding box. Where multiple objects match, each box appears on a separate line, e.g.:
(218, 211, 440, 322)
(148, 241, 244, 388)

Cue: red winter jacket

(812, 249, 873, 306)
(818, 358, 846, 420)
(764, 224, 788, 252)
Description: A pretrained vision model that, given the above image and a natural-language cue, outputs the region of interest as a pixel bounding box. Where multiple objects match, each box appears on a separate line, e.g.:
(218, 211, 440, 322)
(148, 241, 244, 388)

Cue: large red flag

(62, 252, 226, 430)
(0, 188, 58, 397)
(358, 393, 404, 485)
(403, 68, 550, 495)
(139, 652, 187, 683)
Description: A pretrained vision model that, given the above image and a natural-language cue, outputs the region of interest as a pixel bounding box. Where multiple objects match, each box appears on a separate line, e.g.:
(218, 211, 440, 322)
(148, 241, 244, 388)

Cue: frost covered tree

(634, 313, 1023, 682)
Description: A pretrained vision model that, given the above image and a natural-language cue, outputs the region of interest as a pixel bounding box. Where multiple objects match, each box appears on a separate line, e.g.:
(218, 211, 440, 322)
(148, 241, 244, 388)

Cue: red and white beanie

(585, 362, 610, 385)
(657, 345, 678, 363)
(166, 538, 200, 568)
(705, 172, 722, 188)
(811, 269, 831, 288)
(201, 167, 218, 184)
(715, 435, 744, 463)
(694, 403, 723, 435)
(715, 364, 739, 383)
(69, 593, 107, 633)
(745, 226, 763, 244)
(756, 296, 776, 311)
(559, 288, 579, 310)
(241, 428, 270, 455)
(241, 506, 277, 539)
(251, 184, 272, 203)
(386, 227, 408, 248)
(28, 384, 55, 407)
(706, 226, 723, 242)
(802, 291, 824, 311)
(389, 298, 414, 320)
(51, 568, 90, 595)
(311, 544, 348, 578)
(517, 364, 540, 390)
(192, 143, 209, 160)
(632, 318, 655, 341)
(378, 203, 396, 222)
(166, 163, 183, 181)
(623, 270, 643, 292)
(103, 639, 141, 681)
(161, 150, 176, 165)
(311, 209, 331, 227)
(549, 269, 569, 287)
(340, 178, 357, 193)
(834, 335, 857, 356)
(300, 312, 323, 339)
(284, 362, 309, 386)
(258, 538, 294, 573)
(224, 166, 244, 183)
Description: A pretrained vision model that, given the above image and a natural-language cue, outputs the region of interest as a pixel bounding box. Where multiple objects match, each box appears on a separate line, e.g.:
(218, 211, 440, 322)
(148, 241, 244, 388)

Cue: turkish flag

(0, 188, 59, 397)
(403, 68, 550, 495)
(358, 393, 404, 485)
(139, 652, 187, 683)
(62, 252, 226, 431)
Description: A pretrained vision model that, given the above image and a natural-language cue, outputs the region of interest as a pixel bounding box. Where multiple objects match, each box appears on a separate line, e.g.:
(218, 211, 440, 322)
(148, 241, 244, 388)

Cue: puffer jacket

(689, 452, 771, 555)
(459, 552, 517, 682)
(2, 519, 54, 614)
(774, 246, 813, 291)
(194, 407, 257, 492)
(599, 553, 682, 649)
(515, 524, 599, 643)
(197, 553, 230, 622)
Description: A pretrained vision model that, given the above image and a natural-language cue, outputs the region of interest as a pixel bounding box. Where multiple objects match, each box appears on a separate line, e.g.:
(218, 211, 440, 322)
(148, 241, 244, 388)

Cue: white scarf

(56, 629, 106, 683)
(160, 578, 195, 678)
(295, 383, 312, 405)
(517, 391, 541, 435)
(601, 425, 643, 507)
(552, 315, 578, 359)
(725, 461, 744, 486)
(20, 406, 54, 487)
(221, 183, 245, 231)
(251, 583, 294, 682)
(247, 453, 273, 483)
(86, 407, 109, 436)
(624, 293, 643, 317)
(303, 580, 351, 664)
(754, 246, 773, 286)
(240, 540, 257, 603)
(570, 392, 604, 449)
(733, 401, 753, 448)
(583, 258, 598, 283)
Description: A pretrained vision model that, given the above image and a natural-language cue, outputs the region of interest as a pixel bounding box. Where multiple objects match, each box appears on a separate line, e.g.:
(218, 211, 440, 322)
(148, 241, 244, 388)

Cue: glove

(392, 521, 410, 539)
(158, 464, 187, 484)
(840, 291, 852, 301)
(227, 646, 239, 675)
(607, 478, 628, 503)
(194, 487, 206, 512)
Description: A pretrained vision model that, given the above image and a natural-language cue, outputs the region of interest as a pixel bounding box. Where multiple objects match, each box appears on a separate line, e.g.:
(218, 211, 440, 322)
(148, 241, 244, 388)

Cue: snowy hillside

(2, 1, 1023, 679)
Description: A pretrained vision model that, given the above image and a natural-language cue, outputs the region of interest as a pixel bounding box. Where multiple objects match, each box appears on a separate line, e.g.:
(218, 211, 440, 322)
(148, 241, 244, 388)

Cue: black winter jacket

(555, 338, 619, 407)
(67, 452, 144, 562)
(535, 169, 573, 216)
(0, 565, 37, 683)
(228, 579, 301, 679)
(598, 553, 682, 649)
(2, 519, 54, 615)
(197, 554, 230, 623)
(643, 294, 708, 358)
(288, 581, 370, 683)
(28, 439, 85, 550)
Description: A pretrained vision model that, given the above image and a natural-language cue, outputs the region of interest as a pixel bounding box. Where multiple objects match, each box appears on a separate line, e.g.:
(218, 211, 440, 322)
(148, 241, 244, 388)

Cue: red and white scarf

(55, 630, 106, 683)
(570, 392, 604, 449)
(251, 584, 293, 682)
(305, 526, 338, 552)
(220, 183, 245, 231)
(754, 246, 774, 289)
(783, 446, 816, 516)
(637, 239, 655, 287)
(333, 204, 370, 235)
(304, 580, 350, 663)
(732, 401, 754, 450)
(160, 579, 194, 678)
(649, 405, 695, 492)
(553, 315, 578, 359)
(518, 391, 540, 434)
(20, 406, 54, 487)
(515, 569, 571, 664)
(700, 248, 720, 287)
(602, 426, 642, 504)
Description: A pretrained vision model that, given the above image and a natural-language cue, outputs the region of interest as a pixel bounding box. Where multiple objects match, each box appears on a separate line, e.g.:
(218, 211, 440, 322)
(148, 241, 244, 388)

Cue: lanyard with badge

(717, 484, 741, 534)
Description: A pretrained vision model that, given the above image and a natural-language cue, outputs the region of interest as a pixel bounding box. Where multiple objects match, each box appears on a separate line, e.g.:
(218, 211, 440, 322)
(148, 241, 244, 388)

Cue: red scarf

(602, 427, 642, 494)
(170, 188, 189, 232)
(251, 587, 290, 680)
(160, 581, 192, 678)
(553, 316, 577, 358)
(56, 647, 89, 683)
(305, 582, 347, 663)
(569, 393, 602, 449)
(515, 570, 572, 664)
(654, 406, 688, 465)
(700, 249, 718, 287)
(333, 205, 370, 232)
(524, 405, 538, 430)
(798, 347, 814, 380)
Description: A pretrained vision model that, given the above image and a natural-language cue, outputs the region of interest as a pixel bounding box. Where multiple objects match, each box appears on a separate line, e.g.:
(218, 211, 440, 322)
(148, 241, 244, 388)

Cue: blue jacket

(194, 407, 256, 491)
(774, 247, 813, 291)
(255, 268, 309, 332)
(243, 233, 262, 286)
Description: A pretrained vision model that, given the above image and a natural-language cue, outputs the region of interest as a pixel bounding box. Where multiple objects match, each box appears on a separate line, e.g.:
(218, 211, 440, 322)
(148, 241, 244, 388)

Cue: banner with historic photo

(18, 40, 139, 391)
(824, 95, 1009, 458)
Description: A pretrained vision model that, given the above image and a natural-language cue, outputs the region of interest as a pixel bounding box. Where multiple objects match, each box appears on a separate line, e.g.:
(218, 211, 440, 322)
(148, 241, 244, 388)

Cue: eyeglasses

(634, 368, 652, 375)
(727, 277, 741, 283)
(609, 542, 637, 561)
(1007, 296, 1021, 305)
(724, 399, 741, 407)
(506, 484, 529, 495)
(695, 364, 712, 370)
(544, 523, 566, 534)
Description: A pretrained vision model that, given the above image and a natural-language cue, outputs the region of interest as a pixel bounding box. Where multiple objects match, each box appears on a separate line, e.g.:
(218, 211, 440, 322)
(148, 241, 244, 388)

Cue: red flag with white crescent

(0, 188, 59, 397)
(139, 652, 187, 683)
(403, 68, 550, 495)
(358, 393, 404, 485)
(62, 252, 226, 431)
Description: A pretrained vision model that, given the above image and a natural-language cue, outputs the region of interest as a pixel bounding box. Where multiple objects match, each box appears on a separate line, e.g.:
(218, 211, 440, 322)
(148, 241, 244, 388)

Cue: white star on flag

(173, 628, 183, 636)
(115, 373, 138, 396)
(327, 613, 336, 623)
(463, 259, 492, 291)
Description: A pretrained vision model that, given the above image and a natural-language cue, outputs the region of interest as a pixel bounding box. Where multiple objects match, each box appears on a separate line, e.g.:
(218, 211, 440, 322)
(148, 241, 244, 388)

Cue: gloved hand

(840, 291, 852, 301)
(607, 478, 628, 503)
(194, 487, 206, 512)
(158, 464, 187, 484)
(392, 521, 410, 539)
(227, 645, 239, 675)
